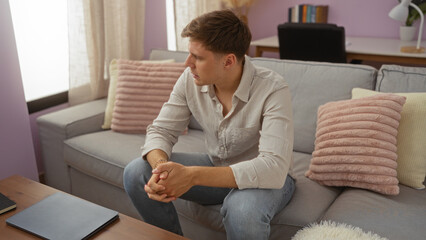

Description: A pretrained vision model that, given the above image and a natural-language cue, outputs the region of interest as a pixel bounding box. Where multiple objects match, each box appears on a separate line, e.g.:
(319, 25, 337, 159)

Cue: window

(9, 0, 68, 102)
(166, 0, 177, 51)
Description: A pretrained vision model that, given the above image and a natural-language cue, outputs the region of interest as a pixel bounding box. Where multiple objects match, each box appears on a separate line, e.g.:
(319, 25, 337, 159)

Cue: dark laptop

(6, 192, 118, 240)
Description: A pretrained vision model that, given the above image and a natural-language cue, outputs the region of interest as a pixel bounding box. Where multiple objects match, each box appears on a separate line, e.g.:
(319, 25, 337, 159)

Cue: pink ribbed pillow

(111, 60, 186, 133)
(305, 93, 406, 195)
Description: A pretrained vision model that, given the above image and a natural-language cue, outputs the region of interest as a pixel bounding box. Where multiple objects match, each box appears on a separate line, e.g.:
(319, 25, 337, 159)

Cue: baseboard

(38, 172, 45, 184)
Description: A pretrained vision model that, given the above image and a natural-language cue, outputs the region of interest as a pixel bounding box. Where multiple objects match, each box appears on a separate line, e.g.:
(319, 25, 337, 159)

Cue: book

(292, 5, 299, 23)
(302, 4, 308, 23)
(288, 4, 328, 23)
(6, 192, 118, 240)
(298, 4, 303, 23)
(316, 5, 329, 23)
(306, 5, 312, 23)
(0, 192, 16, 215)
(311, 5, 317, 23)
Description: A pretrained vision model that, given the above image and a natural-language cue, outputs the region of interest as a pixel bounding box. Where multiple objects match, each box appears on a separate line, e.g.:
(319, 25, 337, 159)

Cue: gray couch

(37, 49, 426, 240)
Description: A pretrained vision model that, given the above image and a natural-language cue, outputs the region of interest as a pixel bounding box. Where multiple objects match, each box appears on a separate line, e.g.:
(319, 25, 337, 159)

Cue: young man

(124, 9, 295, 239)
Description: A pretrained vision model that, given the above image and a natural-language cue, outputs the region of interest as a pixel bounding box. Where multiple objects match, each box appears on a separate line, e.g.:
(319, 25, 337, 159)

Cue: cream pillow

(352, 88, 426, 189)
(102, 59, 175, 129)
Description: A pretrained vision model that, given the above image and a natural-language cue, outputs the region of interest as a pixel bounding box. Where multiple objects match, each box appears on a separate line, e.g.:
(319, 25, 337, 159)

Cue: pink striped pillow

(111, 60, 186, 133)
(305, 93, 406, 195)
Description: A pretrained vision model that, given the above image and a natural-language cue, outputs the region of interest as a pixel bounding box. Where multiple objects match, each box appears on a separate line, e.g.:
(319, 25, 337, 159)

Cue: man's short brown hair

(181, 9, 252, 61)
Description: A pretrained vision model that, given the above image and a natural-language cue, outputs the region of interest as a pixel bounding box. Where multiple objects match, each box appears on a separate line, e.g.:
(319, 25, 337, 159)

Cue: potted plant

(399, 0, 426, 41)
(405, 0, 426, 26)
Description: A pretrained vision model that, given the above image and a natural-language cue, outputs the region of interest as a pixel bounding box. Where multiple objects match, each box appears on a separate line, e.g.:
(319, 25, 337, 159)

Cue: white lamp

(389, 0, 425, 53)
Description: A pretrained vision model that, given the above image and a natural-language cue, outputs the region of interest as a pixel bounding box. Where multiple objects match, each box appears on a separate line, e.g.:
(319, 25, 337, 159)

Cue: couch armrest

(37, 98, 107, 192)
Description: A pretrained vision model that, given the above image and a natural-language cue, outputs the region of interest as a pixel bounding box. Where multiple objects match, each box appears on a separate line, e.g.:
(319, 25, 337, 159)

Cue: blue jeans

(123, 152, 295, 240)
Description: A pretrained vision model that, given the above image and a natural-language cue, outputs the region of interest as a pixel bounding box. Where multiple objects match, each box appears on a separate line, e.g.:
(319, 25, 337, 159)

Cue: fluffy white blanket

(292, 221, 388, 240)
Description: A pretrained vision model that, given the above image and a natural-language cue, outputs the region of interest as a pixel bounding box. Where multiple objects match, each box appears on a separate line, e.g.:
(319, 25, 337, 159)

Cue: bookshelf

(288, 4, 328, 23)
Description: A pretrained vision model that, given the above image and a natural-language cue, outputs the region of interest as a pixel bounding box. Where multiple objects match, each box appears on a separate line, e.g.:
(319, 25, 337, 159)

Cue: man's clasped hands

(144, 162, 193, 203)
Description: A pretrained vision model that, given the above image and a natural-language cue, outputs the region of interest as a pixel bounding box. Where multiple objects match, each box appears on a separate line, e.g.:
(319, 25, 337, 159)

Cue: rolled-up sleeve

(141, 71, 192, 160)
(230, 86, 294, 189)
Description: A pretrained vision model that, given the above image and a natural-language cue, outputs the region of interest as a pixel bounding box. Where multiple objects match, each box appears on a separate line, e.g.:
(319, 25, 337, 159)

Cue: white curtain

(68, 0, 145, 106)
(174, 0, 222, 51)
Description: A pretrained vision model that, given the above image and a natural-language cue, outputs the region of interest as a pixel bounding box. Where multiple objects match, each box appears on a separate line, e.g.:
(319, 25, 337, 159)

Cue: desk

(251, 36, 426, 65)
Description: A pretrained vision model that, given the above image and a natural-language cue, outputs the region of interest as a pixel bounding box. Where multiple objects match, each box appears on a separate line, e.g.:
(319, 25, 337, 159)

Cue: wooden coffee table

(0, 175, 188, 239)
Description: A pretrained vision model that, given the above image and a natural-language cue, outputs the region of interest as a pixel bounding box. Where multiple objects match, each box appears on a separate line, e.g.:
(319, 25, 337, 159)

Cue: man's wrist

(154, 159, 167, 169)
(187, 166, 199, 186)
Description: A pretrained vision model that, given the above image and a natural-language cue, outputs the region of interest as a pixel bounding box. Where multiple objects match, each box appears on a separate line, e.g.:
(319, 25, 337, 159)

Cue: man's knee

(221, 200, 270, 239)
(123, 157, 151, 192)
(220, 190, 271, 231)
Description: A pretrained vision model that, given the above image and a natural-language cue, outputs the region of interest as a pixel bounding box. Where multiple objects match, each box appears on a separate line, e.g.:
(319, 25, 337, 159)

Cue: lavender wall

(143, 0, 168, 59)
(0, 0, 38, 181)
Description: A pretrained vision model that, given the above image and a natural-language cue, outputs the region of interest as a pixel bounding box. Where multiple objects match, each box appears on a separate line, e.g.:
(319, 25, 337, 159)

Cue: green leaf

(406, 2, 426, 26)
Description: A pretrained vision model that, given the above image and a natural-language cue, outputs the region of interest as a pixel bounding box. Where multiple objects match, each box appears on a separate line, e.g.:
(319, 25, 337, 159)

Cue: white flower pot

(400, 26, 416, 41)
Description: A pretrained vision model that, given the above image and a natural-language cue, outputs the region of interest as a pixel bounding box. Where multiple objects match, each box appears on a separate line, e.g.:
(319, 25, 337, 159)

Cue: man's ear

(223, 54, 237, 68)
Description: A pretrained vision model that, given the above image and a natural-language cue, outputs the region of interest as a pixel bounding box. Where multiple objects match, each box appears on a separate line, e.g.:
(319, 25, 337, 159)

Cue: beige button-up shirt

(142, 57, 294, 189)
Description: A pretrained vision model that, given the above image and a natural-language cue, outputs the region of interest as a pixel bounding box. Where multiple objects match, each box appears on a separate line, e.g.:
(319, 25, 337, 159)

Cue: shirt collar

(233, 56, 255, 102)
(200, 85, 209, 93)
(200, 55, 255, 102)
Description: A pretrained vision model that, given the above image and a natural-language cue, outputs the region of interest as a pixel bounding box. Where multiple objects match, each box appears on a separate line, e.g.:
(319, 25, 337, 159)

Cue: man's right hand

(144, 149, 176, 202)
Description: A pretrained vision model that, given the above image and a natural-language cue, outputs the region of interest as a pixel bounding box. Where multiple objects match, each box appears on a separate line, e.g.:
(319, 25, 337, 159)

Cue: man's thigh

(171, 152, 231, 205)
(170, 152, 213, 167)
(221, 176, 295, 218)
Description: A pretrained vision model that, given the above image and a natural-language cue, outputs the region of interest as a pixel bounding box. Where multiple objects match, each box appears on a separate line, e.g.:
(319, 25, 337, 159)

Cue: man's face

(184, 40, 224, 86)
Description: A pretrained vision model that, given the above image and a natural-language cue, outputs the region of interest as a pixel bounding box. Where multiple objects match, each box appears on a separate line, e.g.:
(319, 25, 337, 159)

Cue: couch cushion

(64, 129, 206, 188)
(174, 151, 342, 233)
(250, 58, 377, 153)
(274, 152, 342, 226)
(321, 186, 426, 240)
(376, 65, 426, 93)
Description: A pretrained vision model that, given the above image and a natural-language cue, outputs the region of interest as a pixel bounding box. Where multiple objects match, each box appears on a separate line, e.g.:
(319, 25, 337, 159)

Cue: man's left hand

(153, 162, 194, 198)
